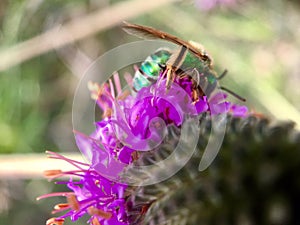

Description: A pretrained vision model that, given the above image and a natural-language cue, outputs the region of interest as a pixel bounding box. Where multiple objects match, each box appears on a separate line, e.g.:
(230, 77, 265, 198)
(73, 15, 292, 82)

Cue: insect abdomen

(133, 49, 171, 91)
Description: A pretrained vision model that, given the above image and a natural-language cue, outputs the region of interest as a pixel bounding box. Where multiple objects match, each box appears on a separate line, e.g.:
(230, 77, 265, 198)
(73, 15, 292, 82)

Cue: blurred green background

(0, 0, 299, 224)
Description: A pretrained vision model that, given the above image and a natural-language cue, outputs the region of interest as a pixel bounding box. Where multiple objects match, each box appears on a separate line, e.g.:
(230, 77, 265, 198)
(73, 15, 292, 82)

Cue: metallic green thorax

(133, 48, 218, 95)
(181, 51, 217, 84)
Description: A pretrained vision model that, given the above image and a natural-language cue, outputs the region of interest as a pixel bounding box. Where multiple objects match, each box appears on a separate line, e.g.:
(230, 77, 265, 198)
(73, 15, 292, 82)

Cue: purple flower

(209, 92, 231, 114)
(77, 77, 205, 167)
(38, 151, 129, 225)
(41, 69, 248, 225)
(229, 104, 248, 117)
(208, 92, 248, 117)
(78, 74, 247, 181)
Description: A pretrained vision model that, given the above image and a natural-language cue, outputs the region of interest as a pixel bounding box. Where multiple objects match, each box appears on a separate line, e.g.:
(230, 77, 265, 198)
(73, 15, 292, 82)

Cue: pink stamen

(46, 150, 88, 169)
(37, 192, 74, 200)
(113, 72, 122, 96)
(73, 130, 112, 152)
(124, 72, 133, 88)
(44, 170, 88, 180)
(109, 79, 115, 99)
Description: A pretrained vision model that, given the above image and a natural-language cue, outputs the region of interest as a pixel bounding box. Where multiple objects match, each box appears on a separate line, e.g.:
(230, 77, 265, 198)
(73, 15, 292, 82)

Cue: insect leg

(166, 45, 188, 89)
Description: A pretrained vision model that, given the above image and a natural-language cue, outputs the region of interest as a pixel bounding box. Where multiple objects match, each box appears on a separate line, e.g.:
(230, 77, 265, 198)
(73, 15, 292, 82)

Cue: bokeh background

(0, 0, 299, 224)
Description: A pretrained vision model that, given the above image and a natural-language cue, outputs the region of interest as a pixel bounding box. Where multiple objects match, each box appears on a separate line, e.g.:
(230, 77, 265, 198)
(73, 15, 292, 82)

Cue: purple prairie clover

(209, 92, 248, 117)
(41, 69, 248, 225)
(174, 75, 209, 113)
(73, 75, 211, 186)
(38, 151, 129, 225)
(229, 104, 248, 117)
(77, 77, 205, 169)
(78, 74, 247, 178)
(74, 121, 132, 181)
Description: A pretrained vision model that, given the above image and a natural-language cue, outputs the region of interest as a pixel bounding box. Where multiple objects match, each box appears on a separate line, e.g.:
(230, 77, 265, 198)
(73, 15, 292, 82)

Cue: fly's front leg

(165, 66, 176, 90)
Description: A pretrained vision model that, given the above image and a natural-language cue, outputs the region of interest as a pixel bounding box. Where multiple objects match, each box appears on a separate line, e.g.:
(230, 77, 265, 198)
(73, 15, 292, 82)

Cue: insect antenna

(217, 69, 228, 80)
(216, 69, 246, 101)
(220, 86, 246, 102)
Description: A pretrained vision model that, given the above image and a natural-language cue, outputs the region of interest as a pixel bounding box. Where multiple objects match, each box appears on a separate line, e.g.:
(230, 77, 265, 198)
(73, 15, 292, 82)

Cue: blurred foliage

(0, 0, 299, 224)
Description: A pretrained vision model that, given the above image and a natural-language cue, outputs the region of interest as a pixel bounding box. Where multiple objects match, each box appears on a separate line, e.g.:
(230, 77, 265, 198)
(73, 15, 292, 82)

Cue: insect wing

(122, 22, 212, 66)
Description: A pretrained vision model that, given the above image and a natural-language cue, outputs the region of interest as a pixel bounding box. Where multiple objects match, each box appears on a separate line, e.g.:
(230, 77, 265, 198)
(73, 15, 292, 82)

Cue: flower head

(38, 151, 129, 225)
(41, 64, 248, 225)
